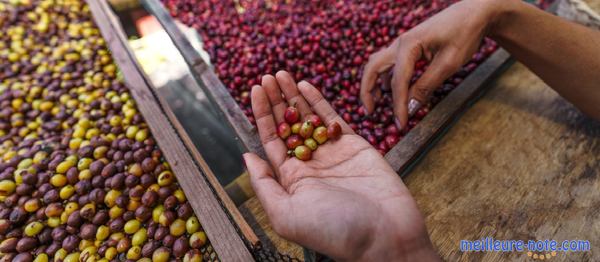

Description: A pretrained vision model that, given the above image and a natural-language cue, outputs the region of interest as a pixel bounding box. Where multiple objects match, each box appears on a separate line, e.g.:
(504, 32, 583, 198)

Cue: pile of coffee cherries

(0, 0, 213, 261)
(163, 0, 555, 154)
(278, 106, 341, 161)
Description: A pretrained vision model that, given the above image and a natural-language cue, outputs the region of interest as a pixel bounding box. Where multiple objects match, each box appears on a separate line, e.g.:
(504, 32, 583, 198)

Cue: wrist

(356, 231, 439, 262)
(479, 0, 522, 39)
(350, 203, 440, 262)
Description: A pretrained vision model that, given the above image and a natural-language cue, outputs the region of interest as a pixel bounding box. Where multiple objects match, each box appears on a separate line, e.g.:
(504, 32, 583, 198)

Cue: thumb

(243, 153, 289, 228)
(408, 51, 460, 116)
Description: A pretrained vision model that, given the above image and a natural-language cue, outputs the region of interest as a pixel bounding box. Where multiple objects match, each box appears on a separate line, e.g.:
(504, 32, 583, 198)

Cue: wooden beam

(85, 0, 254, 260)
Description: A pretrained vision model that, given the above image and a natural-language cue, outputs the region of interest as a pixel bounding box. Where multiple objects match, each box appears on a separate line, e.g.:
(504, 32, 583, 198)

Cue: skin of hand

(362, 0, 600, 127)
(244, 71, 439, 261)
(360, 0, 499, 130)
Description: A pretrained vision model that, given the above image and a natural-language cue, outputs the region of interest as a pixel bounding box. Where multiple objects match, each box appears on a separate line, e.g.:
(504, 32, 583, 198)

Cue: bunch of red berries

(277, 106, 342, 161)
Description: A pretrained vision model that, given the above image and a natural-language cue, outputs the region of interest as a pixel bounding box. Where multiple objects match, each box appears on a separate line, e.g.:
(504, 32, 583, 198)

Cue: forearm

(488, 0, 600, 119)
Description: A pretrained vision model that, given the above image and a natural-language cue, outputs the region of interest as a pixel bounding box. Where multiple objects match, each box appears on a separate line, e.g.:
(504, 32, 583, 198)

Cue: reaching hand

(244, 71, 438, 261)
(360, 0, 503, 130)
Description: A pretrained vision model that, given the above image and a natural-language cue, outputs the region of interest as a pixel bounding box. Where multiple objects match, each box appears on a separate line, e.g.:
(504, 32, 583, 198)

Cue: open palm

(244, 71, 438, 261)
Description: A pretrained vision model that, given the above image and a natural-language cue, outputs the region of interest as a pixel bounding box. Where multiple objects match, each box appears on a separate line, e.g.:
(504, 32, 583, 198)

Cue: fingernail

(395, 117, 403, 130)
(408, 99, 421, 117)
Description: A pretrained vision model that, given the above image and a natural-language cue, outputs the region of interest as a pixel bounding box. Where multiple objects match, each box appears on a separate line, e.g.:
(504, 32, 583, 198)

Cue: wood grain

(404, 62, 600, 261)
(85, 1, 254, 260)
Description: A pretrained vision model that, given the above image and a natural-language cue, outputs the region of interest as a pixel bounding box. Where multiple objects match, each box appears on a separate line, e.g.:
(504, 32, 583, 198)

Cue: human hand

(244, 71, 438, 261)
(360, 0, 507, 129)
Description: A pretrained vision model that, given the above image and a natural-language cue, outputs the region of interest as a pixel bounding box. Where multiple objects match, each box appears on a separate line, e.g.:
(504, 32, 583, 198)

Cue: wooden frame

(85, 1, 256, 260)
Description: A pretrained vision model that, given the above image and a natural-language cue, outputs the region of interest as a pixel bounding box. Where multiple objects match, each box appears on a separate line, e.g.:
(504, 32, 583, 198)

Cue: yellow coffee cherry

(124, 219, 141, 234)
(152, 205, 164, 223)
(24, 198, 41, 212)
(56, 160, 75, 173)
(126, 246, 142, 260)
(78, 170, 92, 180)
(157, 171, 174, 186)
(33, 152, 48, 165)
(109, 115, 121, 127)
(50, 174, 67, 187)
(109, 206, 124, 219)
(131, 228, 147, 246)
(174, 189, 186, 202)
(64, 202, 79, 215)
(189, 231, 207, 248)
(63, 252, 80, 262)
(96, 225, 109, 241)
(17, 158, 32, 169)
(80, 246, 97, 261)
(24, 221, 44, 236)
(77, 158, 92, 171)
(54, 249, 68, 261)
(135, 129, 148, 142)
(104, 247, 117, 260)
(93, 146, 108, 159)
(60, 185, 75, 199)
(0, 180, 16, 196)
(186, 216, 200, 234)
(152, 248, 170, 262)
(47, 217, 61, 228)
(33, 253, 49, 262)
(170, 219, 186, 237)
(85, 128, 100, 140)
(104, 190, 121, 207)
(79, 239, 94, 250)
(72, 128, 86, 139)
(125, 125, 138, 139)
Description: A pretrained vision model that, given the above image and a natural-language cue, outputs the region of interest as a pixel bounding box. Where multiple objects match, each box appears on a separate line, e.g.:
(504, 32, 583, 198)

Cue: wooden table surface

(405, 62, 599, 261)
(238, 2, 600, 258)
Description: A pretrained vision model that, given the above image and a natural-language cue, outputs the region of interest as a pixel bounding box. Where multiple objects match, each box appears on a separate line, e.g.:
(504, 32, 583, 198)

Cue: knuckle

(414, 86, 431, 99)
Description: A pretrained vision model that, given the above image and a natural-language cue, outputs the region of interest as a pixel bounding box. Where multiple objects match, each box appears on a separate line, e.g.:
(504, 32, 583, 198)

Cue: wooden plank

(85, 1, 254, 260)
(141, 0, 266, 161)
(405, 61, 600, 261)
(385, 49, 513, 175)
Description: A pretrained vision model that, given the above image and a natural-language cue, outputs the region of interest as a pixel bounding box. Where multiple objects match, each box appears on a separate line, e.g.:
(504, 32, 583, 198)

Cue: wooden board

(85, 1, 255, 260)
(404, 62, 600, 261)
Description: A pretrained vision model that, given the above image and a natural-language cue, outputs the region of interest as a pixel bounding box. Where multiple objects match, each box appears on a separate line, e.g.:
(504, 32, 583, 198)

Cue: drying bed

(160, 0, 555, 154)
(0, 0, 215, 261)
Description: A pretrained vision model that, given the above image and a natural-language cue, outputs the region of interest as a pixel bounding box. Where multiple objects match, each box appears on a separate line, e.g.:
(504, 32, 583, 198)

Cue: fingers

(360, 48, 395, 115)
(250, 85, 287, 169)
(408, 51, 459, 115)
(297, 81, 354, 134)
(390, 42, 423, 130)
(243, 153, 289, 231)
(275, 71, 312, 119)
(261, 75, 287, 124)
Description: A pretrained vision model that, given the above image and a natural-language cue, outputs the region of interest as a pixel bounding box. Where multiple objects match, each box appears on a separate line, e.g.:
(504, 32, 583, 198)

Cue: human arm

(360, 0, 600, 129)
